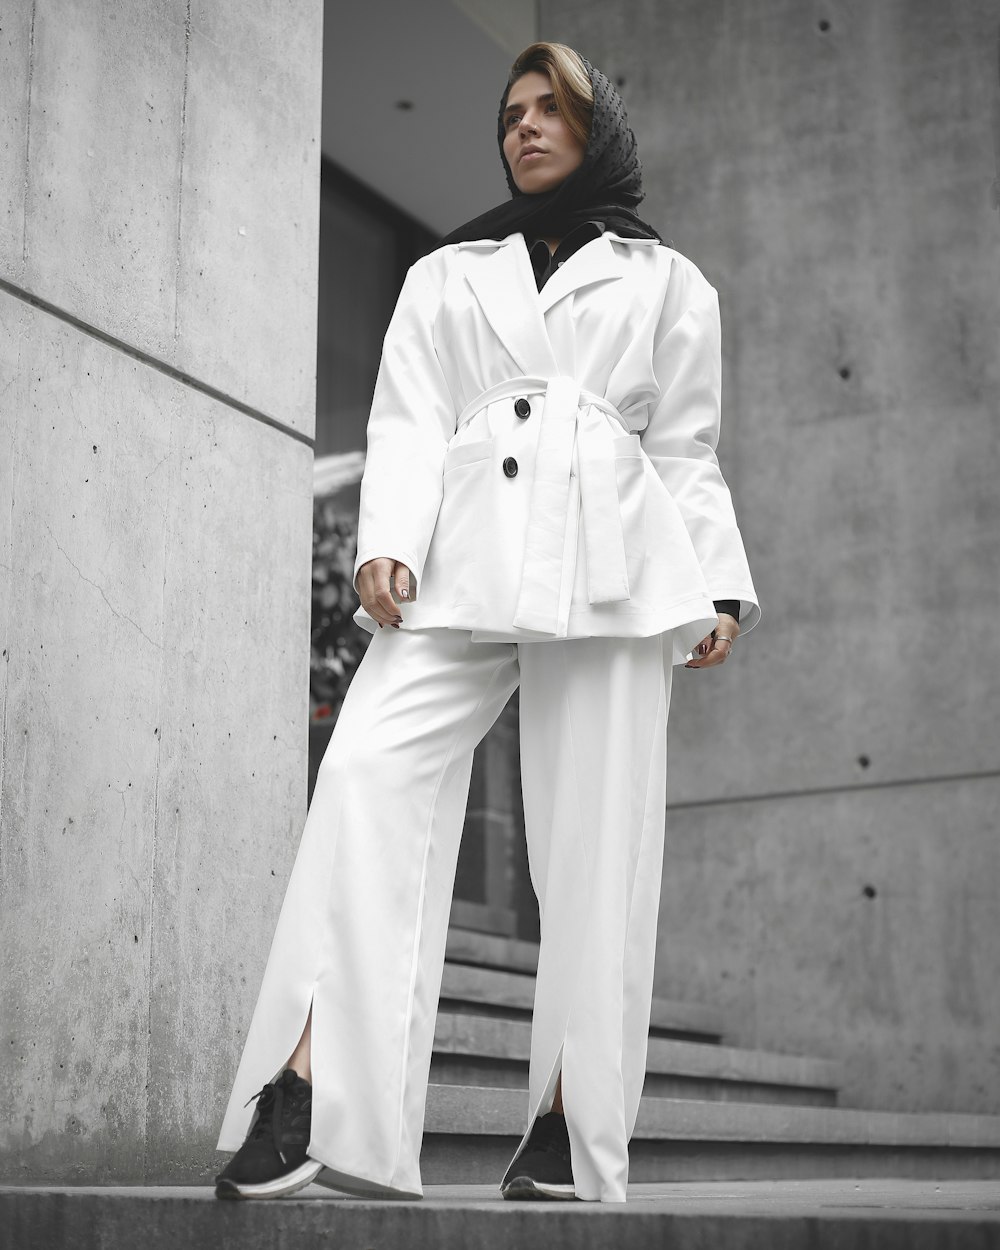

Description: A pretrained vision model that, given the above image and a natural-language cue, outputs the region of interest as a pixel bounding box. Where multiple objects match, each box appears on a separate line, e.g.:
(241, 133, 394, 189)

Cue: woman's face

(501, 70, 586, 194)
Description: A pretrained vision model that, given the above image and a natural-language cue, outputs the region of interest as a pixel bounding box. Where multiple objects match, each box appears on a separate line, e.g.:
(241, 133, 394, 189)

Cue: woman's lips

(520, 150, 547, 162)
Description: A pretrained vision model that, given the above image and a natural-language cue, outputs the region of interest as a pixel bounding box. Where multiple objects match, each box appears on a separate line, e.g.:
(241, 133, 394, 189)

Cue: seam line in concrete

(172, 0, 192, 351)
(0, 276, 316, 450)
(668, 767, 1000, 811)
(21, 0, 37, 268)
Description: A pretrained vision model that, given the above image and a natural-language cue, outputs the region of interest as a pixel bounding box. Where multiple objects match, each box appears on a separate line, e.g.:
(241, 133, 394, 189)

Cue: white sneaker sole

(215, 1157, 324, 1200)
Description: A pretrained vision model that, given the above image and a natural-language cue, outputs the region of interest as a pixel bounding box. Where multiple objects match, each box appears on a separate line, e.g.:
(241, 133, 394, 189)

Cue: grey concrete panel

(174, 0, 322, 431)
(668, 396, 1000, 802)
(3, 0, 321, 430)
(141, 387, 313, 1178)
(539, 1, 1000, 804)
(654, 777, 1000, 1115)
(0, 292, 313, 1182)
(0, 0, 33, 272)
(13, 0, 186, 360)
(0, 292, 169, 1180)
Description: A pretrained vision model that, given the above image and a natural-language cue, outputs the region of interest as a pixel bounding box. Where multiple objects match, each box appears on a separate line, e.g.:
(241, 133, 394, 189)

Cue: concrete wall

(0, 0, 322, 1182)
(539, 0, 1000, 1112)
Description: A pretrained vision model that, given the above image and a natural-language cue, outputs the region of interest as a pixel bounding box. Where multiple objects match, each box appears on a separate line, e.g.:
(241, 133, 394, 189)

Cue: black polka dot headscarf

(440, 51, 667, 246)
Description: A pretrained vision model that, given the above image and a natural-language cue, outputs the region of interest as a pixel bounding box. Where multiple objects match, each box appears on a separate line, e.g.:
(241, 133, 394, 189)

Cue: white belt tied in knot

(456, 375, 636, 636)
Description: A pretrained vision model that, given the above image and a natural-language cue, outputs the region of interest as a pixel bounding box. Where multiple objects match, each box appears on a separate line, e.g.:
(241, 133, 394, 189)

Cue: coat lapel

(460, 232, 634, 374)
(536, 231, 625, 315)
(460, 237, 558, 376)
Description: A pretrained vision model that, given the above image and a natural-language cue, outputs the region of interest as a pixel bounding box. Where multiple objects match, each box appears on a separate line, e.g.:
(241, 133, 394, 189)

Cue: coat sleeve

(640, 268, 761, 634)
(352, 255, 456, 595)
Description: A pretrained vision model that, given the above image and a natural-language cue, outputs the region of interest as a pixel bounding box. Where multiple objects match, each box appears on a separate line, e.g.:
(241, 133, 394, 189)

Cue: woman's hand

(357, 558, 412, 629)
(685, 613, 740, 669)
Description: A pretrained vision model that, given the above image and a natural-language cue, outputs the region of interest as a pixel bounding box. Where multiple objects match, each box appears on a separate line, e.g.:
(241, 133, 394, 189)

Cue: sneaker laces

(243, 1071, 298, 1165)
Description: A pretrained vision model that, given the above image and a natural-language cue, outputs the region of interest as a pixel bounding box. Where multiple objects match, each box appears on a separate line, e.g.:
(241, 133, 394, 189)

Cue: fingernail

(401, 589, 409, 599)
(378, 622, 383, 629)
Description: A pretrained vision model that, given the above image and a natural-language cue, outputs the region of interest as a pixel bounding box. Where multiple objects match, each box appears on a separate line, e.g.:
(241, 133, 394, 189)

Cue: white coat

(351, 230, 760, 662)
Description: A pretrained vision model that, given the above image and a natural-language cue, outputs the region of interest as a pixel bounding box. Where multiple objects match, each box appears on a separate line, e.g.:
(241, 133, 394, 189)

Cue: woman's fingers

(688, 613, 741, 667)
(393, 561, 411, 602)
(707, 636, 734, 664)
(685, 630, 737, 668)
(358, 558, 403, 628)
(374, 572, 400, 623)
(357, 558, 414, 628)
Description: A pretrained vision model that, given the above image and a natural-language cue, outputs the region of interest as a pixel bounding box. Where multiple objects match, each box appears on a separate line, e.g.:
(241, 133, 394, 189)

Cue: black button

(502, 456, 518, 478)
(514, 397, 531, 419)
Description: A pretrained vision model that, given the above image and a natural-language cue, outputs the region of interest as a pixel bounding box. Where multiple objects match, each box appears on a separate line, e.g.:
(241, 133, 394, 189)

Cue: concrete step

(6, 1181, 1000, 1249)
(430, 1011, 842, 1106)
(420, 1084, 1000, 1182)
(445, 925, 541, 974)
(438, 927, 841, 1106)
(438, 962, 725, 1041)
(448, 901, 518, 938)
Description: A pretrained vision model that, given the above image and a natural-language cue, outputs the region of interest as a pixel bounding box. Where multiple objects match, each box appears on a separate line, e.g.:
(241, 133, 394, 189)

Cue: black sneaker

(500, 1111, 577, 1200)
(215, 1069, 323, 1199)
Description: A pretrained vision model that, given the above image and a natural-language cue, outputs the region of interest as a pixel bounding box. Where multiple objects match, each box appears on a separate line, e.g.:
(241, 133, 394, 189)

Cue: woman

(214, 41, 759, 1205)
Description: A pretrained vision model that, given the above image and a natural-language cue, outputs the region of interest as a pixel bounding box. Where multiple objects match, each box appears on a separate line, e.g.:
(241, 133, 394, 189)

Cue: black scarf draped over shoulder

(439, 53, 669, 248)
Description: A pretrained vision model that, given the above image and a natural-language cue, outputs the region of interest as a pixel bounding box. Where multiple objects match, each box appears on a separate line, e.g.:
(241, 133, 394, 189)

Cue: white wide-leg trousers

(217, 625, 673, 1203)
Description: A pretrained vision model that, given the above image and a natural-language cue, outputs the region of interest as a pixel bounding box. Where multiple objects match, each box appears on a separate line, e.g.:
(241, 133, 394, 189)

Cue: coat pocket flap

(444, 438, 494, 472)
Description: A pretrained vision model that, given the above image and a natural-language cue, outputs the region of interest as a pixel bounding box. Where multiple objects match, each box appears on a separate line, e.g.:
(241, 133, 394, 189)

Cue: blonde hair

(503, 42, 594, 149)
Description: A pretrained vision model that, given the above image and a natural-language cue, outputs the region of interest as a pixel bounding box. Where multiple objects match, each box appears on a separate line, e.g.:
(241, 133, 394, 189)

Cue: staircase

(4, 910, 998, 1250)
(424, 907, 1000, 1184)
